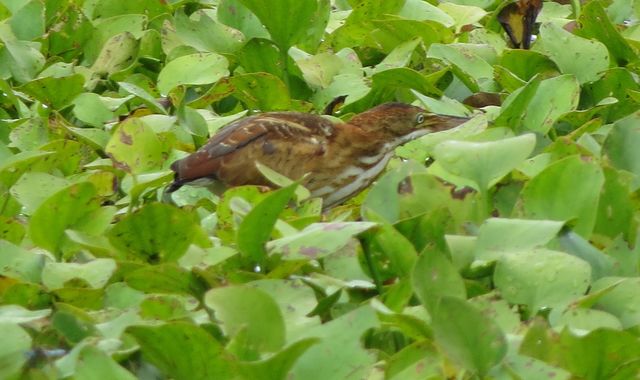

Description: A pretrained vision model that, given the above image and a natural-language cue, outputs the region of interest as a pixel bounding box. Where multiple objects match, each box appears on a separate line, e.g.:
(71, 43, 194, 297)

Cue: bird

(167, 103, 468, 208)
(498, 0, 542, 49)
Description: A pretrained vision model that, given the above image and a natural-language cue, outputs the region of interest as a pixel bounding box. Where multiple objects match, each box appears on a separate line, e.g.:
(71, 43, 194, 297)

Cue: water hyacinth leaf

(432, 133, 536, 191)
(0, 323, 32, 379)
(74, 345, 137, 380)
(0, 240, 44, 283)
(576, 1, 637, 66)
(105, 118, 167, 174)
(238, 338, 319, 380)
(128, 323, 235, 380)
(249, 279, 321, 342)
(0, 37, 46, 83)
(238, 0, 317, 50)
(72, 93, 116, 126)
(41, 259, 116, 290)
(520, 75, 580, 134)
(603, 112, 640, 190)
(9, 0, 44, 41)
(125, 264, 207, 297)
(412, 246, 466, 312)
(533, 22, 609, 84)
(91, 32, 138, 75)
(522, 328, 640, 379)
(197, 73, 291, 111)
(267, 221, 376, 260)
(174, 10, 245, 55)
(90, 0, 167, 19)
(370, 19, 454, 54)
(475, 218, 564, 261)
(552, 308, 622, 333)
(118, 81, 166, 114)
(438, 3, 487, 33)
(557, 230, 615, 281)
(217, 0, 270, 41)
(237, 183, 297, 263)
(204, 285, 286, 352)
(157, 52, 229, 95)
(493, 75, 541, 129)
(290, 305, 379, 380)
(10, 172, 69, 214)
(494, 249, 591, 312)
(427, 43, 495, 90)
(361, 161, 428, 223)
(109, 203, 203, 262)
(431, 297, 507, 376)
(498, 48, 558, 82)
(520, 155, 604, 237)
(29, 182, 101, 256)
(20, 73, 85, 109)
(398, 0, 454, 26)
(590, 277, 640, 329)
(237, 38, 286, 79)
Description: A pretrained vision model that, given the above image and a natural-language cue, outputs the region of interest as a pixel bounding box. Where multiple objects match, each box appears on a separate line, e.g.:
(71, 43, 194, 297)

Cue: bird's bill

(423, 114, 470, 132)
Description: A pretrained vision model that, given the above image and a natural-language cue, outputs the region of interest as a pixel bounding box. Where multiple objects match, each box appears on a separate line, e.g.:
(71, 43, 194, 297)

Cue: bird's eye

(415, 113, 426, 124)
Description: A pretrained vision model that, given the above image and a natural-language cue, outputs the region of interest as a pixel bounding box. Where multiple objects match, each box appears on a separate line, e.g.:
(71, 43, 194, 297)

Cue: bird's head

(349, 102, 469, 145)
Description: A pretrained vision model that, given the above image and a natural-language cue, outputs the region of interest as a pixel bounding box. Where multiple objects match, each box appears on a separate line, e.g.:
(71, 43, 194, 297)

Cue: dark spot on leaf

(397, 177, 413, 194)
(451, 186, 474, 200)
(322, 223, 346, 231)
(120, 130, 133, 145)
(299, 246, 322, 258)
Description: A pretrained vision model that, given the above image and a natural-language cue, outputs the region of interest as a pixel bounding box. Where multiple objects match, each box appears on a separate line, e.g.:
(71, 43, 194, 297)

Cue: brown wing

(169, 112, 335, 191)
(498, 0, 542, 49)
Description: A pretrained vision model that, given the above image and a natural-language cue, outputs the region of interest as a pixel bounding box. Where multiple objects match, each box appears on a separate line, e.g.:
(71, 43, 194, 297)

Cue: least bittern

(168, 103, 468, 208)
(498, 0, 543, 49)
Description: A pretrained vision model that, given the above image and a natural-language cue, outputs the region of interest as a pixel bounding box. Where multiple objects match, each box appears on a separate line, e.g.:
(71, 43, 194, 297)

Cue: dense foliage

(1, 0, 640, 378)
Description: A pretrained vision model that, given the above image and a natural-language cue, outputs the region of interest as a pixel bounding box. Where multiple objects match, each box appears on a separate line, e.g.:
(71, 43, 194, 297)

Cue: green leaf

(533, 22, 610, 84)
(29, 182, 101, 255)
(576, 1, 637, 66)
(431, 297, 507, 376)
(237, 183, 297, 263)
(108, 203, 202, 262)
(267, 221, 376, 260)
(205, 285, 286, 352)
(432, 133, 536, 191)
(591, 277, 640, 329)
(72, 93, 117, 127)
(494, 249, 591, 312)
(603, 112, 640, 190)
(91, 32, 138, 75)
(10, 172, 69, 215)
(42, 258, 116, 290)
(217, 0, 269, 41)
(128, 323, 235, 380)
(475, 218, 564, 261)
(174, 11, 244, 55)
(520, 75, 580, 134)
(0, 31, 45, 83)
(290, 305, 379, 380)
(157, 53, 229, 95)
(238, 338, 319, 380)
(125, 264, 207, 297)
(9, 0, 44, 41)
(412, 246, 466, 312)
(0, 323, 32, 379)
(238, 0, 318, 50)
(75, 346, 137, 380)
(105, 117, 167, 174)
(520, 155, 605, 237)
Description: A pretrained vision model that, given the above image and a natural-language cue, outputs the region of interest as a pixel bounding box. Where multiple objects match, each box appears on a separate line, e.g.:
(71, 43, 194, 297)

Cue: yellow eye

(415, 113, 426, 124)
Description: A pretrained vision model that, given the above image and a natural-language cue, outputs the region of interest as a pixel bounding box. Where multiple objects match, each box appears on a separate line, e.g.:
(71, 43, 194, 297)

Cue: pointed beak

(422, 114, 470, 133)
